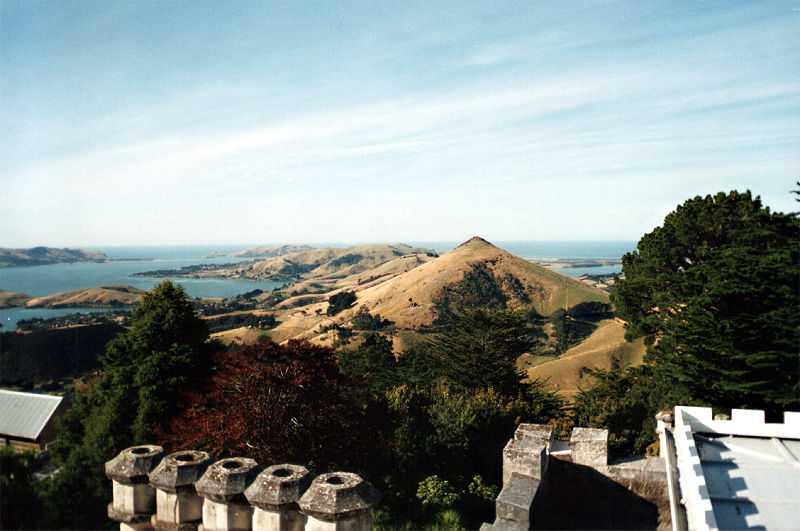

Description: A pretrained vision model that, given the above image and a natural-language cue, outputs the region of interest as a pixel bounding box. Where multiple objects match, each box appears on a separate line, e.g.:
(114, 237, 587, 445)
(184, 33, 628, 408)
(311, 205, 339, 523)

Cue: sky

(1, 1, 798, 247)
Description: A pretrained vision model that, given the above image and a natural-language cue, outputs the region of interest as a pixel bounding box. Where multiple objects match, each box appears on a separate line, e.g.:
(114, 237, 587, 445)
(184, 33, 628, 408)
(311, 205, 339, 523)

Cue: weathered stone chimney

(105, 445, 164, 529)
(105, 448, 381, 531)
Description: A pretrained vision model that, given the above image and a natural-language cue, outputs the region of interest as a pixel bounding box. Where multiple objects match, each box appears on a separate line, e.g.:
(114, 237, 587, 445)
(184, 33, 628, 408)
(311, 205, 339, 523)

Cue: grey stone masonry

(298, 472, 381, 531)
(503, 440, 547, 483)
(513, 423, 554, 448)
(484, 425, 673, 529)
(148, 450, 211, 530)
(570, 427, 608, 469)
(196, 457, 260, 503)
(105, 445, 165, 526)
(106, 446, 381, 531)
(245, 464, 314, 531)
(494, 475, 540, 529)
(606, 456, 667, 484)
(502, 424, 552, 483)
(196, 457, 260, 530)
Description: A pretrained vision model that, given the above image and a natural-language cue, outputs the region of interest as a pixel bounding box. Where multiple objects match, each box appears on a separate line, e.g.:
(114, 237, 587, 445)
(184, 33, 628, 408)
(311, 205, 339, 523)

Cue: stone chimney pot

(105, 445, 165, 485)
(245, 464, 314, 509)
(298, 472, 381, 521)
(195, 457, 260, 503)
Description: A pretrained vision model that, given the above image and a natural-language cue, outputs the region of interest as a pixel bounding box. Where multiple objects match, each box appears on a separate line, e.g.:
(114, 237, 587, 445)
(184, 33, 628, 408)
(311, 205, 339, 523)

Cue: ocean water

(0, 245, 280, 330)
(0, 241, 634, 330)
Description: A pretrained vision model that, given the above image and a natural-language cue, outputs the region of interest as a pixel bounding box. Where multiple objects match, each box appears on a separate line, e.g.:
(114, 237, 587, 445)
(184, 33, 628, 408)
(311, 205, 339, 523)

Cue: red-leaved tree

(157, 339, 384, 473)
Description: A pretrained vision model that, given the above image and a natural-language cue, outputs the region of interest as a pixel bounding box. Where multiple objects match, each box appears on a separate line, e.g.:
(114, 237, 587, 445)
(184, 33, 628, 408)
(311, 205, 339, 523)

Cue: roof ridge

(0, 389, 63, 401)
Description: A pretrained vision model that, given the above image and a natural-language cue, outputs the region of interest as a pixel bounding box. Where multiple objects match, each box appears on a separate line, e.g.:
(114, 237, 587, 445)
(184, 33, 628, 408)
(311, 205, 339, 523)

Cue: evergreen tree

(336, 332, 398, 392)
(42, 281, 210, 529)
(0, 447, 42, 529)
(612, 191, 799, 415)
(428, 307, 535, 395)
(573, 366, 691, 455)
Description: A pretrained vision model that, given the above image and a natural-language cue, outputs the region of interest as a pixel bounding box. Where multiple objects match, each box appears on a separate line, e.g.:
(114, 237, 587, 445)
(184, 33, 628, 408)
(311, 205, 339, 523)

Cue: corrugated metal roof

(0, 389, 63, 440)
(696, 434, 800, 530)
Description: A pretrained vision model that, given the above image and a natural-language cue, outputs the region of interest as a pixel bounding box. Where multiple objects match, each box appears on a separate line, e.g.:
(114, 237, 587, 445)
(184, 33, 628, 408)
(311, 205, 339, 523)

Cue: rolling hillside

(527, 319, 646, 397)
(190, 237, 633, 397)
(268, 237, 609, 345)
(186, 243, 437, 283)
(25, 285, 144, 308)
(0, 247, 109, 267)
(230, 244, 315, 258)
(347, 237, 608, 329)
(0, 290, 32, 308)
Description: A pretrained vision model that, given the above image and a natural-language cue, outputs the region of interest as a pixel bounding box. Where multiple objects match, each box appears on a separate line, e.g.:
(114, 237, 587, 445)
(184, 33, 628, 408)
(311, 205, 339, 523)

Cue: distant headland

(0, 246, 109, 268)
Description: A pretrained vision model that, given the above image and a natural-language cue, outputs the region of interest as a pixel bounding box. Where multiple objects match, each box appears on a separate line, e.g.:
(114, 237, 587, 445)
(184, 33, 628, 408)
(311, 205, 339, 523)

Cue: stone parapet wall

(105, 446, 380, 531)
(484, 423, 671, 530)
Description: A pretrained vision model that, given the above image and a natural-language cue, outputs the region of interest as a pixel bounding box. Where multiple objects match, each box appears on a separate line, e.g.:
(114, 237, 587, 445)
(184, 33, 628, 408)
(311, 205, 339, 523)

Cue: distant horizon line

(4, 239, 640, 250)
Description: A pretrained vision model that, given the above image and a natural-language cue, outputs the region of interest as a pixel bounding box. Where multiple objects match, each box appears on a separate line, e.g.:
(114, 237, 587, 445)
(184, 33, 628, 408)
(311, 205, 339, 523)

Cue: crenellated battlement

(106, 406, 800, 530)
(484, 423, 669, 529)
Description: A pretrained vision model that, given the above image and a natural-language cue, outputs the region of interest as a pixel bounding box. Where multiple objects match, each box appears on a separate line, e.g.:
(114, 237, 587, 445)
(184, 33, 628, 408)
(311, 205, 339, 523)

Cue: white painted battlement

(669, 406, 800, 531)
(676, 406, 800, 439)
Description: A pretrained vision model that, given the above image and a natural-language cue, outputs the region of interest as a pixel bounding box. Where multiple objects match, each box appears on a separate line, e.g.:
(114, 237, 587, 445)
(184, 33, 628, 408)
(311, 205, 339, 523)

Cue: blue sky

(2, 0, 798, 247)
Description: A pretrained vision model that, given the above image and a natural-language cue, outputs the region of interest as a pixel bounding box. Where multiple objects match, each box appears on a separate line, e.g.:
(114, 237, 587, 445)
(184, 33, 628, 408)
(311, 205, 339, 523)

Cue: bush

(351, 307, 393, 330)
(205, 312, 276, 333)
(327, 291, 356, 315)
(417, 475, 459, 509)
(567, 301, 613, 320)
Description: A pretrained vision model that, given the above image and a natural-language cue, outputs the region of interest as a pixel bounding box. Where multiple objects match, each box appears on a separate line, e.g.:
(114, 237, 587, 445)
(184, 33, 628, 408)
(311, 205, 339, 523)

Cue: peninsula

(0, 247, 109, 268)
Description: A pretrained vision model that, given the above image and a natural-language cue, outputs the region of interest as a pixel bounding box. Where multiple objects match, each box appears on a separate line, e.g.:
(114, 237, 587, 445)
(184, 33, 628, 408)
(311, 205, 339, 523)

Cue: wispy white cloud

(1, 1, 797, 246)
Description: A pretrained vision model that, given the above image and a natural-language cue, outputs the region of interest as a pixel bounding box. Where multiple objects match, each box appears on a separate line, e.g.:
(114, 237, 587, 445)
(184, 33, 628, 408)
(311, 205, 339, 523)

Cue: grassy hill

(192, 243, 437, 283)
(0, 246, 109, 267)
(0, 290, 33, 308)
(339, 237, 608, 328)
(196, 237, 635, 394)
(526, 319, 646, 398)
(230, 244, 315, 258)
(268, 237, 609, 345)
(210, 326, 270, 348)
(25, 285, 144, 308)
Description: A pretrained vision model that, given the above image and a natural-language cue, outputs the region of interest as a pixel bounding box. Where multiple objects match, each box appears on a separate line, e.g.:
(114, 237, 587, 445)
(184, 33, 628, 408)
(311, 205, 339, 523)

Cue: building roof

(0, 389, 64, 440)
(670, 406, 800, 531)
(696, 433, 800, 529)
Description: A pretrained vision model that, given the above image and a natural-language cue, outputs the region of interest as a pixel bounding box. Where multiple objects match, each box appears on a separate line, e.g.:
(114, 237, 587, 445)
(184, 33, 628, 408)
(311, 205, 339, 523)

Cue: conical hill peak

(455, 236, 497, 249)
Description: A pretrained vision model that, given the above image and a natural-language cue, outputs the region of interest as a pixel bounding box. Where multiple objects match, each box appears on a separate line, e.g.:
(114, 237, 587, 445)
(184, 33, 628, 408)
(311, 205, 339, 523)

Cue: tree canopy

(611, 190, 799, 414)
(158, 339, 382, 474)
(428, 307, 537, 395)
(327, 290, 357, 315)
(42, 280, 211, 529)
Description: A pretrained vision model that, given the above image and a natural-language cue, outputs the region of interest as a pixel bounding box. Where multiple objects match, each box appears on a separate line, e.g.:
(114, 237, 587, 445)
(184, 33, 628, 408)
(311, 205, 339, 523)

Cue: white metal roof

(695, 433, 800, 529)
(0, 389, 63, 440)
(671, 406, 800, 531)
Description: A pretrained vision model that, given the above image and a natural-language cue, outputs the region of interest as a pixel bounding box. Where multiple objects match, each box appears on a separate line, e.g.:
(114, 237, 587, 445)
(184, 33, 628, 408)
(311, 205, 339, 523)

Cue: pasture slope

(527, 319, 646, 398)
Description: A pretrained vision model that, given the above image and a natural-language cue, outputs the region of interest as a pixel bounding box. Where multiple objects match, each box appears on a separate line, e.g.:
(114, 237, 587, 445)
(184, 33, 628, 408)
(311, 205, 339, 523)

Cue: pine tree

(42, 280, 210, 528)
(428, 307, 535, 395)
(612, 191, 799, 415)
